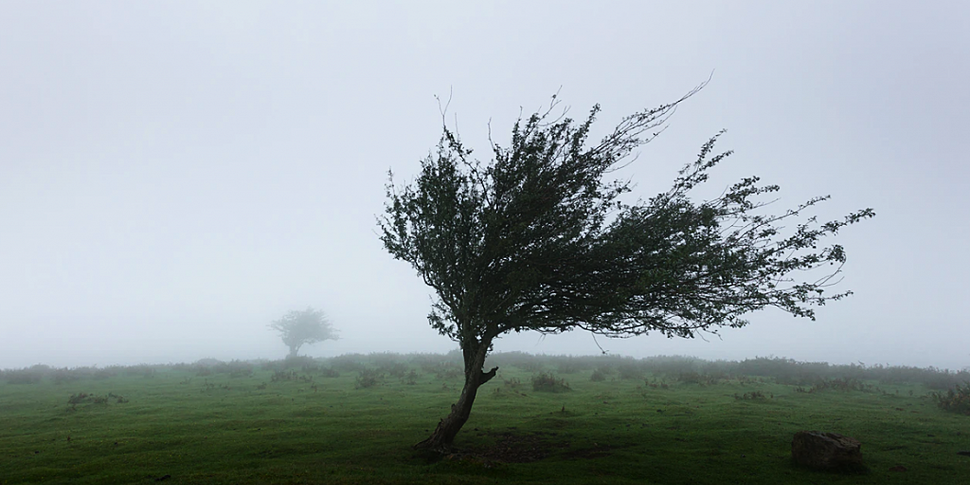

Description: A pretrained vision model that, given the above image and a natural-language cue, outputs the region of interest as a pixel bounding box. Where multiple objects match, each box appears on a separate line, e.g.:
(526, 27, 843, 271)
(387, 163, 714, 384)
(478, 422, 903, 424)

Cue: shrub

(271, 370, 290, 382)
(428, 363, 462, 380)
(532, 372, 570, 392)
(493, 377, 525, 396)
(644, 378, 670, 389)
(677, 371, 706, 385)
(932, 382, 970, 415)
(5, 365, 50, 384)
(330, 354, 366, 373)
(590, 368, 609, 382)
(616, 363, 645, 380)
(226, 360, 254, 378)
(404, 369, 419, 385)
(68, 392, 90, 406)
(377, 362, 409, 379)
(734, 390, 772, 400)
(809, 377, 872, 393)
(355, 369, 383, 389)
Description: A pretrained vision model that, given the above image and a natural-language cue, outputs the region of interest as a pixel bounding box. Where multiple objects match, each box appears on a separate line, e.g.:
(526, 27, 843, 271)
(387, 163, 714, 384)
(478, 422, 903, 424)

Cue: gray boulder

(791, 431, 863, 471)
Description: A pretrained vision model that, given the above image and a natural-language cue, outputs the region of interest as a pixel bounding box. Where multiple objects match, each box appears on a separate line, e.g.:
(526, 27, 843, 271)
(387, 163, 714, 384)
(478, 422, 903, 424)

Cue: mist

(2, 1, 968, 371)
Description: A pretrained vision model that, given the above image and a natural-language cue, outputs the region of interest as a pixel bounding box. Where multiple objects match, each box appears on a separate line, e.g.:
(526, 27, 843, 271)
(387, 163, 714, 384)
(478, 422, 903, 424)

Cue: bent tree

(268, 307, 338, 359)
(379, 88, 874, 452)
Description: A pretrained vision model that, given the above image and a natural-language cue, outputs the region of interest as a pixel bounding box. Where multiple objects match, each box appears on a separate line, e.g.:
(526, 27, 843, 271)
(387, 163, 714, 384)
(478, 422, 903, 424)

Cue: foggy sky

(2, 1, 968, 370)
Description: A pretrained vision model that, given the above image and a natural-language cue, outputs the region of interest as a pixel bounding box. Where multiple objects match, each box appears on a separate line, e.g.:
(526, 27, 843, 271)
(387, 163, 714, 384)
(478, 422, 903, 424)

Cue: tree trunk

(287, 345, 299, 359)
(414, 341, 498, 452)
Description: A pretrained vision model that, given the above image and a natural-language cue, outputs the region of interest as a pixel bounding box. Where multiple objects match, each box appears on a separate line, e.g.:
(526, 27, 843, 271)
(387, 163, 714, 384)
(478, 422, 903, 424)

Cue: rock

(958, 450, 970, 457)
(791, 431, 863, 471)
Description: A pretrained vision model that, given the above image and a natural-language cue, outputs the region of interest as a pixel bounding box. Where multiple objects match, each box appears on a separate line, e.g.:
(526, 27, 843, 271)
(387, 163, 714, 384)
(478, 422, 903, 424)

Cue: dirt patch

(422, 430, 564, 464)
(422, 430, 624, 464)
(561, 443, 616, 459)
(472, 430, 561, 463)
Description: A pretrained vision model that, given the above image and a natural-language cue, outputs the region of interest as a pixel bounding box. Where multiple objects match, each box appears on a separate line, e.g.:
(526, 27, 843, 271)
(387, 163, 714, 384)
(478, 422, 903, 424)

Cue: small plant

(677, 371, 706, 385)
(493, 377, 527, 397)
(734, 390, 772, 401)
(932, 382, 970, 415)
(378, 362, 409, 379)
(67, 392, 118, 409)
(404, 370, 419, 385)
(644, 378, 670, 389)
(532, 373, 571, 393)
(590, 367, 613, 382)
(355, 369, 383, 389)
(68, 392, 90, 408)
(797, 377, 873, 393)
(271, 370, 299, 382)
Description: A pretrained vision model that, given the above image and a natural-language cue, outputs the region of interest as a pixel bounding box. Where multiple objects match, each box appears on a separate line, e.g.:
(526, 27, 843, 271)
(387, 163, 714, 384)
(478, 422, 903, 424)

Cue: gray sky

(2, 1, 968, 370)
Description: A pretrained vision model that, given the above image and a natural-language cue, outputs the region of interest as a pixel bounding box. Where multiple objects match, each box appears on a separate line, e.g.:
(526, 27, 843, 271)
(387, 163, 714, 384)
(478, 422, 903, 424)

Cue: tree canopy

(379, 87, 874, 451)
(268, 307, 338, 359)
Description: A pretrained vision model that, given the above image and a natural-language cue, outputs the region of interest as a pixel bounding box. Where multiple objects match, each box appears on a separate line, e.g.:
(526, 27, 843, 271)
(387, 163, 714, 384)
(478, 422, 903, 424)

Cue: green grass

(1, 356, 968, 484)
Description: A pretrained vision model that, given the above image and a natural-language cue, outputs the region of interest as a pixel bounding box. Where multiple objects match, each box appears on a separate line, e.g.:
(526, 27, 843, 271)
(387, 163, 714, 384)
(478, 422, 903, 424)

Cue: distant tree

(379, 85, 874, 451)
(268, 307, 337, 359)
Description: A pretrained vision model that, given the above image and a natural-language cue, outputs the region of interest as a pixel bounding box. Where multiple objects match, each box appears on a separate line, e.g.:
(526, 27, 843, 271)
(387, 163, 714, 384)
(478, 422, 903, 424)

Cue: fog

(2, 1, 968, 371)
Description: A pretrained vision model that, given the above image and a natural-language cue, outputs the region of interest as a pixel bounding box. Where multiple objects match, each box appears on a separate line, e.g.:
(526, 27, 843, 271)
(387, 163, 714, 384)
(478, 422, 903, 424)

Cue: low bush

(403, 370, 419, 385)
(796, 377, 872, 393)
(734, 390, 772, 400)
(932, 382, 970, 415)
(589, 368, 609, 382)
(377, 362, 409, 379)
(4, 364, 54, 384)
(355, 369, 383, 389)
(532, 372, 570, 392)
(330, 354, 367, 373)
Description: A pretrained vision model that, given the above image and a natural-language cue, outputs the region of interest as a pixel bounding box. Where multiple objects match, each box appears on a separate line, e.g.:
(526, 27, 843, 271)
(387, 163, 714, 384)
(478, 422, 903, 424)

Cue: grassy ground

(1, 355, 968, 484)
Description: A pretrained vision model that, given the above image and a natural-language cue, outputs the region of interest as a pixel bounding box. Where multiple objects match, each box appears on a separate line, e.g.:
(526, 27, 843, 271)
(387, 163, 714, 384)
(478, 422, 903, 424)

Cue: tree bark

(414, 341, 497, 452)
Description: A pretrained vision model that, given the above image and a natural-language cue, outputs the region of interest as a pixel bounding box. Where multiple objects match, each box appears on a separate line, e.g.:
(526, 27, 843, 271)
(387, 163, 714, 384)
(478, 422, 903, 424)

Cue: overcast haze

(2, 1, 968, 370)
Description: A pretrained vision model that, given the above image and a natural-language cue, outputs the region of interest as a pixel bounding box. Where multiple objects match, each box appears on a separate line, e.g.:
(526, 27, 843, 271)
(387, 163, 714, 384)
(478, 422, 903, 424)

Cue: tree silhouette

(268, 307, 337, 359)
(380, 86, 874, 451)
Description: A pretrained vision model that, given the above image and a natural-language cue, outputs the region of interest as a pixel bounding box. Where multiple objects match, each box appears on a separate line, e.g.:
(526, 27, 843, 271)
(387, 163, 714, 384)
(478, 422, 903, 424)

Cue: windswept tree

(379, 86, 874, 451)
(268, 307, 338, 359)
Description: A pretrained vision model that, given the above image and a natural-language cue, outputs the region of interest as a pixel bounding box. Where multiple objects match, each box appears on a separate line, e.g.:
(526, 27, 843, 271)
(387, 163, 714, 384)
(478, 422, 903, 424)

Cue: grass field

(1, 353, 968, 484)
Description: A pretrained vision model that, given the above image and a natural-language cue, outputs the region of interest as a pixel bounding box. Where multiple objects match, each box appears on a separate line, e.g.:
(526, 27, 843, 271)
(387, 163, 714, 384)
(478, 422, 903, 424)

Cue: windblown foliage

(379, 86, 873, 449)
